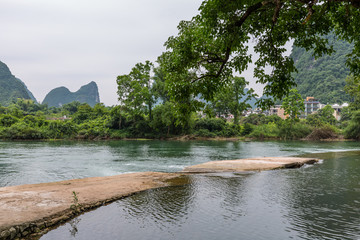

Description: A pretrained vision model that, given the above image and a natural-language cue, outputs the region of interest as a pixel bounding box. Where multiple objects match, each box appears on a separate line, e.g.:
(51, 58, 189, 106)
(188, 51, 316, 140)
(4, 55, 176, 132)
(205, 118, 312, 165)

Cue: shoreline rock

(0, 172, 183, 240)
(182, 157, 319, 173)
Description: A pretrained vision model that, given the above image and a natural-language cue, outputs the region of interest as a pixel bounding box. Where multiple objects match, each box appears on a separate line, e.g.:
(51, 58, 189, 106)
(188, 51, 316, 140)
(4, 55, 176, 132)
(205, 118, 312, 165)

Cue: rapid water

(0, 140, 359, 187)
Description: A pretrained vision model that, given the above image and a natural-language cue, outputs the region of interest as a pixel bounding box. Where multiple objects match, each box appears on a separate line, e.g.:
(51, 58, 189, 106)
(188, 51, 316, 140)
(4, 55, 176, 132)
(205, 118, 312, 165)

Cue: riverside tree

(152, 66, 170, 103)
(211, 76, 255, 124)
(117, 61, 156, 120)
(345, 75, 360, 110)
(282, 89, 304, 120)
(160, 0, 360, 108)
(281, 89, 304, 138)
(344, 110, 360, 139)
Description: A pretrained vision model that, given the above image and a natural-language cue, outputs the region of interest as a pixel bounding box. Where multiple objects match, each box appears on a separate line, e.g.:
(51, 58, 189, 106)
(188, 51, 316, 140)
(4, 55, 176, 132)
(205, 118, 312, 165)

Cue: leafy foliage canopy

(160, 0, 360, 107)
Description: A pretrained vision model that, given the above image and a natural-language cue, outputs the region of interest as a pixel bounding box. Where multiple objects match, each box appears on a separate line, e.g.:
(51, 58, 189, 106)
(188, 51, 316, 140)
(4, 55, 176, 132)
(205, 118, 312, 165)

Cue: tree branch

(191, 2, 269, 84)
(234, 2, 267, 27)
(272, 0, 282, 25)
(302, 0, 318, 24)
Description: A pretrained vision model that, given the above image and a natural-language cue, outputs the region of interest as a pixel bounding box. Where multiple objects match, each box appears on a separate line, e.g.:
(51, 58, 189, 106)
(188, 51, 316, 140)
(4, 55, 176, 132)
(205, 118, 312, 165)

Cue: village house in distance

(212, 96, 348, 122)
(265, 97, 348, 121)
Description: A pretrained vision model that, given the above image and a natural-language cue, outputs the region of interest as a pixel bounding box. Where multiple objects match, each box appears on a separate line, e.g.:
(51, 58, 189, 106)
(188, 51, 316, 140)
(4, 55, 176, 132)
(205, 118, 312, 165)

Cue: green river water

(0, 140, 359, 239)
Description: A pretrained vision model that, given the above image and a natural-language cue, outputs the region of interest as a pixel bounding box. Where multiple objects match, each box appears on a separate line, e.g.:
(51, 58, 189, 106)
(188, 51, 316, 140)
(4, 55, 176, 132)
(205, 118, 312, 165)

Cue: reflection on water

(68, 218, 80, 238)
(284, 151, 360, 239)
(41, 151, 360, 240)
(1, 140, 360, 187)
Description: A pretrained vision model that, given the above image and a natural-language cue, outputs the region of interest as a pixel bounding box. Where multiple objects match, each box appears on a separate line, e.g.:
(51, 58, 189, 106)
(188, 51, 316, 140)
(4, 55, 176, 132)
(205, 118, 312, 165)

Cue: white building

(302, 97, 320, 118)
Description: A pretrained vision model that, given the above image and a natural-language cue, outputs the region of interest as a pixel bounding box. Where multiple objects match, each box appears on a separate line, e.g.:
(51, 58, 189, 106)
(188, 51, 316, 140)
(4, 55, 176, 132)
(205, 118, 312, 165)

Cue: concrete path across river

(0, 156, 319, 240)
(0, 172, 181, 240)
(182, 157, 319, 173)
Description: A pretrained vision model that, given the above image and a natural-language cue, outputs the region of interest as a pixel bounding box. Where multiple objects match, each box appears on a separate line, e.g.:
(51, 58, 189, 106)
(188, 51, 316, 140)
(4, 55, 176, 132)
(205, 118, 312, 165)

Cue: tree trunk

(234, 110, 239, 125)
(119, 117, 122, 129)
(148, 103, 153, 121)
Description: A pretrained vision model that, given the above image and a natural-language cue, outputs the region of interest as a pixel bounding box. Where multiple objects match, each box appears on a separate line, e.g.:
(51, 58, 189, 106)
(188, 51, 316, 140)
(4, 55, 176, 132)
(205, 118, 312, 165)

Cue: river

(0, 140, 359, 239)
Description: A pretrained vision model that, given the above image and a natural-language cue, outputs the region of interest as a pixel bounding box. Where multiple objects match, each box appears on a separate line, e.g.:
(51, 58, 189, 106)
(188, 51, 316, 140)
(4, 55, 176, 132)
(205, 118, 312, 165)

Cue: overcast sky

(1, 0, 288, 106)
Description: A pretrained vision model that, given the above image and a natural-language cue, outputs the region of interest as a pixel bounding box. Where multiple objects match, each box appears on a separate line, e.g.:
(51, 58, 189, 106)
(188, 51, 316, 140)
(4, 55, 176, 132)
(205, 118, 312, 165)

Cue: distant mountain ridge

(42, 81, 100, 107)
(290, 33, 352, 104)
(0, 61, 36, 106)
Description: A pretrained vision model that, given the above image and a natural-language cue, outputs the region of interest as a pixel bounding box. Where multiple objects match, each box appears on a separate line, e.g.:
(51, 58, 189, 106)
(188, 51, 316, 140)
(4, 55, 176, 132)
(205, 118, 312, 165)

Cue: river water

(0, 140, 359, 239)
(1, 140, 359, 187)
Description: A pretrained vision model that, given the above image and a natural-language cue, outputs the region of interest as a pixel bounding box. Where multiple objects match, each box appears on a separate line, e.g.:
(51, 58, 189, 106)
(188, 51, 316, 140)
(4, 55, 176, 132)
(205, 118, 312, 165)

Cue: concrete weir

(182, 157, 319, 173)
(0, 157, 319, 240)
(0, 172, 181, 240)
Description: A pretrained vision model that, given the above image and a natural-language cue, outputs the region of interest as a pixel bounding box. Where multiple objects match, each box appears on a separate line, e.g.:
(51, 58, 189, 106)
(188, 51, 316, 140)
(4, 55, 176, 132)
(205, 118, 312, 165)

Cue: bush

(107, 106, 129, 130)
(344, 111, 360, 139)
(240, 113, 266, 125)
(241, 123, 253, 136)
(129, 120, 152, 137)
(306, 113, 323, 127)
(194, 118, 226, 132)
(22, 115, 46, 128)
(0, 122, 46, 139)
(222, 123, 241, 137)
(264, 115, 283, 124)
(249, 122, 280, 139)
(0, 115, 18, 127)
(193, 129, 217, 138)
(278, 121, 312, 139)
(76, 119, 110, 139)
(193, 118, 241, 137)
(306, 125, 339, 140)
(46, 120, 77, 139)
(72, 104, 93, 124)
(344, 122, 360, 139)
(109, 129, 131, 139)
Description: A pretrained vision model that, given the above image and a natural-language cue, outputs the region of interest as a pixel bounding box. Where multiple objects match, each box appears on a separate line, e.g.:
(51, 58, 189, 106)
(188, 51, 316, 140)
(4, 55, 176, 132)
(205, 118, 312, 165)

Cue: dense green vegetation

(0, 61, 36, 106)
(1, 56, 359, 141)
(291, 33, 353, 104)
(0, 91, 355, 141)
(42, 81, 100, 107)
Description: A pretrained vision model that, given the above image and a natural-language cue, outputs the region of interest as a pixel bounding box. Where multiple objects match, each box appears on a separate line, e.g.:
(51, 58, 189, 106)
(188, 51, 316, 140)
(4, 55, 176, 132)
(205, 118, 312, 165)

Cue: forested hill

(290, 34, 352, 104)
(42, 81, 100, 107)
(0, 61, 36, 106)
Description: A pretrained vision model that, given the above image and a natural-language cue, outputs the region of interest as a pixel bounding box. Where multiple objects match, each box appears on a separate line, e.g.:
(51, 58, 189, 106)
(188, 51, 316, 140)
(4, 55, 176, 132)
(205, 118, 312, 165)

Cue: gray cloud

(1, 0, 292, 106)
(1, 0, 203, 105)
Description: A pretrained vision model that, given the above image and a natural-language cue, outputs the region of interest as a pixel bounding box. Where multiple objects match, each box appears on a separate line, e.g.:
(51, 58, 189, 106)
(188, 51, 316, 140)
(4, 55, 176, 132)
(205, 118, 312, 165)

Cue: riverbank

(2, 134, 354, 142)
(0, 156, 320, 240)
